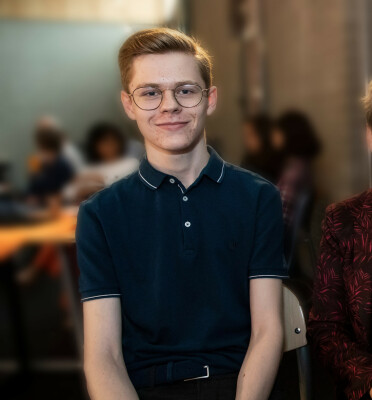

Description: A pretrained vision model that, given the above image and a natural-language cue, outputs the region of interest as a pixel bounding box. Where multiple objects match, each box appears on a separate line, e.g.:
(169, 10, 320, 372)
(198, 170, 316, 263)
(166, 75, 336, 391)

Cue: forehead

(129, 52, 204, 90)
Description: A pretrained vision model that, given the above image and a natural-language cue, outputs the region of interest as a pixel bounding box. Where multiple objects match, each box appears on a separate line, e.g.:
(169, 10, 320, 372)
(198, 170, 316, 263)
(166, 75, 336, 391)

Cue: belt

(129, 360, 233, 389)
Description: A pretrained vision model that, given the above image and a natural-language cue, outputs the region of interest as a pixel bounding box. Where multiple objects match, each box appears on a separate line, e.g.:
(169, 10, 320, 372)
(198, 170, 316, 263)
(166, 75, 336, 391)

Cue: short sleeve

(75, 200, 121, 302)
(248, 183, 289, 279)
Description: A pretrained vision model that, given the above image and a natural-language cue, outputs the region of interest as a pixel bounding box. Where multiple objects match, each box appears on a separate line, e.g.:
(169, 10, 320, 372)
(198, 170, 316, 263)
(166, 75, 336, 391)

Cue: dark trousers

(136, 371, 284, 400)
(136, 371, 239, 400)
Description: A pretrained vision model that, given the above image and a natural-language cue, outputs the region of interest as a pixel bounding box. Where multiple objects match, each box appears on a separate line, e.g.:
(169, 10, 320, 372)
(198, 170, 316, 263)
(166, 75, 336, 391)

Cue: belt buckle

(184, 365, 209, 381)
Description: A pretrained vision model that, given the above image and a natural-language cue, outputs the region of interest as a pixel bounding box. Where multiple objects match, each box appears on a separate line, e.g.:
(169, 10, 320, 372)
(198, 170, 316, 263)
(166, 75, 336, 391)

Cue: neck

(144, 133, 210, 188)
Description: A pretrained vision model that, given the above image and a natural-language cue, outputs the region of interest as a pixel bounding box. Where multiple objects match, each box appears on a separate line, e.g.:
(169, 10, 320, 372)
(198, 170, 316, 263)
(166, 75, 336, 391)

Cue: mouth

(155, 121, 190, 131)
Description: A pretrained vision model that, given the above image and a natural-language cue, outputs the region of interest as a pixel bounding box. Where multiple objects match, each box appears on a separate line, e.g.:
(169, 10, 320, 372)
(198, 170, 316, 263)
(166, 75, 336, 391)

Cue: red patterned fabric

(307, 189, 372, 400)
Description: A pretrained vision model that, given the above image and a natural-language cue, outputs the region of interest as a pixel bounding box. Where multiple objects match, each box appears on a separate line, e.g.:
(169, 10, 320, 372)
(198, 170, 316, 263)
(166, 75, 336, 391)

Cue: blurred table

(0, 207, 77, 261)
(0, 207, 82, 383)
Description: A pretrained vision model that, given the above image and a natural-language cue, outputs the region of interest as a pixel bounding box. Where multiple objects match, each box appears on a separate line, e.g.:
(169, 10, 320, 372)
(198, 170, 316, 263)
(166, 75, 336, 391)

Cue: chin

(150, 133, 200, 153)
(159, 140, 195, 153)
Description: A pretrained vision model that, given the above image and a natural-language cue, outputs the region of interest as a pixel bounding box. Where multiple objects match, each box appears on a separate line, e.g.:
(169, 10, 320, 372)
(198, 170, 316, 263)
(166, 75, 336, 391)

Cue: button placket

(177, 184, 184, 194)
(169, 177, 194, 252)
(178, 187, 194, 252)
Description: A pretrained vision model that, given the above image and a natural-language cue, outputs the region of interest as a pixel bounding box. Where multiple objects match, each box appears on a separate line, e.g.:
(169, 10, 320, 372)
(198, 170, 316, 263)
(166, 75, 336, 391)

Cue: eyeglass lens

(132, 84, 204, 110)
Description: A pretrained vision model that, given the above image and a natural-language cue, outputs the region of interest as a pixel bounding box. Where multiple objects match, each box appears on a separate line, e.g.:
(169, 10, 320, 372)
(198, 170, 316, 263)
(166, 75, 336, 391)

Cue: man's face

(121, 52, 217, 154)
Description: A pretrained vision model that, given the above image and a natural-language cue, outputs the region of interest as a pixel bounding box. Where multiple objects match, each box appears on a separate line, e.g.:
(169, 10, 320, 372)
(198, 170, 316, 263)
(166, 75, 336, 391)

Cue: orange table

(0, 208, 77, 262)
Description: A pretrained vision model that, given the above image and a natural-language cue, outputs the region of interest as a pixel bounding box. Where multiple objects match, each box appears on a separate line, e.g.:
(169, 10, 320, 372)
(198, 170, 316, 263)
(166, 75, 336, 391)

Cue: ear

(121, 90, 136, 121)
(206, 86, 218, 116)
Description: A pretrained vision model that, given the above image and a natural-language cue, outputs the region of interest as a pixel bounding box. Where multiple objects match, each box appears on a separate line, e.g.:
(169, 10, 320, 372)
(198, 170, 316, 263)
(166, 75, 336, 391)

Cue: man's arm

(235, 278, 284, 400)
(83, 297, 139, 400)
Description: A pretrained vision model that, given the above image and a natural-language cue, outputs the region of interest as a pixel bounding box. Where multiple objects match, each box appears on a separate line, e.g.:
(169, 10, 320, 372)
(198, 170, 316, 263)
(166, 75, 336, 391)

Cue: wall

(191, 0, 370, 202)
(262, 0, 368, 202)
(189, 0, 242, 163)
(0, 20, 146, 188)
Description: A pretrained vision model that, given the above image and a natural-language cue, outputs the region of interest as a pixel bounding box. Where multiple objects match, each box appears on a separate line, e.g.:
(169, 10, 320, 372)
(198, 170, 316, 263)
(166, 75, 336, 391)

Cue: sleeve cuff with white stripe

(80, 289, 122, 302)
(248, 268, 289, 280)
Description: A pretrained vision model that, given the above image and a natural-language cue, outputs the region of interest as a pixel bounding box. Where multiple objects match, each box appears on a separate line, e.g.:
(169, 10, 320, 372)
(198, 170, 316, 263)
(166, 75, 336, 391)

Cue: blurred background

(0, 0, 371, 399)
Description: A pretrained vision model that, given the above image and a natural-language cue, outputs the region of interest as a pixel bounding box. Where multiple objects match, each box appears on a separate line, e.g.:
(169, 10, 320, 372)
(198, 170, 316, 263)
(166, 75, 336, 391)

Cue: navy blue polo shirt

(76, 145, 288, 376)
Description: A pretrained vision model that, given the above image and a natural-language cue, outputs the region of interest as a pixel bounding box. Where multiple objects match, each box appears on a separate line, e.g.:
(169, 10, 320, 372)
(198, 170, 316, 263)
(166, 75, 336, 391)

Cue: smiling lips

(156, 121, 189, 130)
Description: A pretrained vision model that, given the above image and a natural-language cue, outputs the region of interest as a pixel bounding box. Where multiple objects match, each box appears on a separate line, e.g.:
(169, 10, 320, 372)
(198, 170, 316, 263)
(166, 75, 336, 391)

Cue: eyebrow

(134, 80, 202, 89)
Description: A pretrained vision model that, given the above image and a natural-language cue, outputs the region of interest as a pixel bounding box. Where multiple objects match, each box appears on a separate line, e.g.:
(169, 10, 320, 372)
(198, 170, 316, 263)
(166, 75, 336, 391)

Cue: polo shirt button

(185, 221, 191, 227)
(183, 196, 188, 202)
(169, 178, 175, 184)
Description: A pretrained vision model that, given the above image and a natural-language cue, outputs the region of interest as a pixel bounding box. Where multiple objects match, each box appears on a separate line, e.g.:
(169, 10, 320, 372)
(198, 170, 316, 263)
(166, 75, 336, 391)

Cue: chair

(283, 279, 313, 400)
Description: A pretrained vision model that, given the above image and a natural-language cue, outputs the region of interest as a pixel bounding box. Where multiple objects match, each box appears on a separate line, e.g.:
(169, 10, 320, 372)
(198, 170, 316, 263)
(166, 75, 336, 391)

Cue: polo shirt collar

(203, 145, 226, 183)
(138, 144, 225, 190)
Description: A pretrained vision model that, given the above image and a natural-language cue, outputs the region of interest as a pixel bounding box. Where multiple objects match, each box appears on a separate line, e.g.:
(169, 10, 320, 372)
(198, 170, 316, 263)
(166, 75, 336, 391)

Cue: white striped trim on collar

(217, 162, 225, 183)
(138, 169, 157, 189)
(138, 159, 225, 189)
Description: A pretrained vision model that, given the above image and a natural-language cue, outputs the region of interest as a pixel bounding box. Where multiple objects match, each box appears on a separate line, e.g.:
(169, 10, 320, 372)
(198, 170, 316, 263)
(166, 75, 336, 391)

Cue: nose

(159, 89, 181, 113)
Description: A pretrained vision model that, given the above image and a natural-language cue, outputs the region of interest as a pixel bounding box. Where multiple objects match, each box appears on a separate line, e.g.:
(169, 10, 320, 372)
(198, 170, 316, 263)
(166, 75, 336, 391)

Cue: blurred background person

(0, 159, 12, 200)
(306, 82, 372, 400)
(63, 121, 139, 203)
(84, 121, 128, 164)
(35, 115, 85, 174)
(240, 113, 281, 182)
(25, 120, 75, 214)
(270, 111, 321, 269)
(17, 121, 75, 284)
(272, 111, 321, 231)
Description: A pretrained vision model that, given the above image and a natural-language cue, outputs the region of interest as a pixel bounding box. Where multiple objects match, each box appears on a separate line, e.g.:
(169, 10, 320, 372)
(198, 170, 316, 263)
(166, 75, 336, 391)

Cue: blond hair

(361, 80, 372, 127)
(118, 27, 213, 92)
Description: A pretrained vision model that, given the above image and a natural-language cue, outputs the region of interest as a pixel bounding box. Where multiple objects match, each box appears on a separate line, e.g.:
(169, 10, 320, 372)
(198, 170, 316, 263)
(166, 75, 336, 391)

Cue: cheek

(190, 105, 207, 128)
(189, 111, 200, 129)
(135, 111, 156, 132)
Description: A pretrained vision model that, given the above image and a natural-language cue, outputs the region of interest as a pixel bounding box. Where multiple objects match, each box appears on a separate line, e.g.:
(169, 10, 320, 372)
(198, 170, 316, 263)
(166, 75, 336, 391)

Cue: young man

(76, 28, 288, 400)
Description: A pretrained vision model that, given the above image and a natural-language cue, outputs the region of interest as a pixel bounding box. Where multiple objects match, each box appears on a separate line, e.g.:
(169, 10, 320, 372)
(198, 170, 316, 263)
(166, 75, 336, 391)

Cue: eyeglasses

(128, 84, 209, 111)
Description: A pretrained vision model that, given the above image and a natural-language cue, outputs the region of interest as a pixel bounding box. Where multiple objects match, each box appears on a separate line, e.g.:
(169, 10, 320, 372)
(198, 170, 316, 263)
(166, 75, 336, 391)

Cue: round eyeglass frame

(128, 83, 210, 111)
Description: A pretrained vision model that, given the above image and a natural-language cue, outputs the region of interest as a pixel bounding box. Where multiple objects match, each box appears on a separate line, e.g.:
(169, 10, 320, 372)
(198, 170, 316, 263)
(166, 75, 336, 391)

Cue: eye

(138, 88, 161, 97)
(144, 90, 160, 97)
(176, 86, 198, 96)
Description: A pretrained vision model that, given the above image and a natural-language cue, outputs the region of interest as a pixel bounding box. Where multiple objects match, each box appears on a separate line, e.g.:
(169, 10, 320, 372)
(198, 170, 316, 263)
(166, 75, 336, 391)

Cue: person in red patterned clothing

(307, 83, 372, 400)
